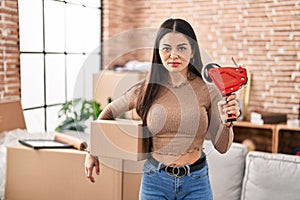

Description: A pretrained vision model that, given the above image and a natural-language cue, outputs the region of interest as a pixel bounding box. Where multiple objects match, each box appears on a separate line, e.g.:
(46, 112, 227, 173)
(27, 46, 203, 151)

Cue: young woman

(85, 18, 240, 200)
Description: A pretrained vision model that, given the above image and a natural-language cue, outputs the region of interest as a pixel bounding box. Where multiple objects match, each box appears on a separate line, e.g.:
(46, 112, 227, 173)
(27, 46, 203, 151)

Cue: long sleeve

(207, 84, 234, 154)
(97, 80, 143, 120)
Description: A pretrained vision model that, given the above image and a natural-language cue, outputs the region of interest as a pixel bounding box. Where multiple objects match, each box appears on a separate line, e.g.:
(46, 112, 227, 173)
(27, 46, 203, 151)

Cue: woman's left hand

(217, 93, 241, 126)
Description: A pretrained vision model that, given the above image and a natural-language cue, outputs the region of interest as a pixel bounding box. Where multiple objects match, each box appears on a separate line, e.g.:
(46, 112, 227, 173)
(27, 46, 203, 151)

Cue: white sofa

(204, 141, 300, 200)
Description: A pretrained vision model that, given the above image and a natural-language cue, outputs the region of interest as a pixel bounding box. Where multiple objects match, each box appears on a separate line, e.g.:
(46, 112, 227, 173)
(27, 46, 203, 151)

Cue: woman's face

(159, 32, 193, 75)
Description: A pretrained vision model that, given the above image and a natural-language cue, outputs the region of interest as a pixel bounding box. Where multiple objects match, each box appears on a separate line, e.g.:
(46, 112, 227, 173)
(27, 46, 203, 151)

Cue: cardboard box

(0, 100, 26, 133)
(122, 160, 144, 200)
(5, 146, 121, 200)
(91, 119, 149, 161)
(93, 70, 146, 108)
(5, 145, 143, 200)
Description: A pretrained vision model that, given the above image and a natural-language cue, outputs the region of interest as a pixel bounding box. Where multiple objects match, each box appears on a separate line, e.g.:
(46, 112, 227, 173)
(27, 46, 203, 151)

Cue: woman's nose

(170, 50, 178, 59)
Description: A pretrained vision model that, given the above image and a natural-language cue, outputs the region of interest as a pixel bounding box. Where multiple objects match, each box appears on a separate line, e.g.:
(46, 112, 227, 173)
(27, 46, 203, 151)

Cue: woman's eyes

(161, 46, 187, 52)
(178, 46, 187, 51)
(161, 47, 171, 51)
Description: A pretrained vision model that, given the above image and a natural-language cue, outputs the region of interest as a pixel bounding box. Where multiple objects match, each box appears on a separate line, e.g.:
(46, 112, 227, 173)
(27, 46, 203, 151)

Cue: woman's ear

(190, 52, 194, 59)
(191, 47, 195, 58)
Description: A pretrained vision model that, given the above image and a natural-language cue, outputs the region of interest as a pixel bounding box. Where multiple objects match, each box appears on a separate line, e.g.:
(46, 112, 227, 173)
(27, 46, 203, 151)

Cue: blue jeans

(139, 159, 213, 200)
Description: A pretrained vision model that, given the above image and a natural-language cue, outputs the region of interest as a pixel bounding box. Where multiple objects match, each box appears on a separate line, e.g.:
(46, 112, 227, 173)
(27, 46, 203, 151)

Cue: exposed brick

(4, 0, 18, 9)
(0, 0, 20, 101)
(3, 91, 20, 98)
(0, 7, 18, 16)
(6, 83, 20, 91)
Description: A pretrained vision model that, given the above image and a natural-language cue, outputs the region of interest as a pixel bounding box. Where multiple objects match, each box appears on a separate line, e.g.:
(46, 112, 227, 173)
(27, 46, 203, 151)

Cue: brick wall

(102, 0, 154, 68)
(0, 0, 20, 101)
(102, 0, 300, 119)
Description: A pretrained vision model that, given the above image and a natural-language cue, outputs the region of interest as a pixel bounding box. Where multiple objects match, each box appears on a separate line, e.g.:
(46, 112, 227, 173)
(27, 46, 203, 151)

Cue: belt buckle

(164, 165, 187, 178)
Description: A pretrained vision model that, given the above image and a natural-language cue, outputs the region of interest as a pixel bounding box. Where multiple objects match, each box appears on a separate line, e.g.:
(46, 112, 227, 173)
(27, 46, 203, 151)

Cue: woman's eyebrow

(177, 43, 188, 46)
(160, 43, 188, 46)
(160, 44, 171, 46)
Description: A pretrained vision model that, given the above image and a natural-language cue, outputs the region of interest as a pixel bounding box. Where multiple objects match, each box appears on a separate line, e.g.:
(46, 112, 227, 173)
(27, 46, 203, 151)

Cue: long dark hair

(136, 18, 204, 124)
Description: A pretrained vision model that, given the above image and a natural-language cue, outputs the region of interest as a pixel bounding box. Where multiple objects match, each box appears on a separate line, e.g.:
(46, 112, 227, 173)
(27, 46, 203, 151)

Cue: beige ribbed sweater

(98, 75, 234, 161)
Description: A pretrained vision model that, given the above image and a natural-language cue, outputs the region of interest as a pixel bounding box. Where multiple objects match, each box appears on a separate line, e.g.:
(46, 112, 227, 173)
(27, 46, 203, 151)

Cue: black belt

(148, 154, 206, 177)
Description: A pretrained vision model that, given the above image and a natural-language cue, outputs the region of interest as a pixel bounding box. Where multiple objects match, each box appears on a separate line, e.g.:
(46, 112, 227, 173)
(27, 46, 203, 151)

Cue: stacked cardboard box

(93, 70, 146, 108)
(0, 100, 26, 133)
(5, 146, 143, 200)
(90, 119, 149, 161)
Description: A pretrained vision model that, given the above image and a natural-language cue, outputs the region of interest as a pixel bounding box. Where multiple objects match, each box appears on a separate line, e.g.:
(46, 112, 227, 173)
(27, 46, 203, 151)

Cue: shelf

(234, 121, 276, 130)
(233, 121, 300, 154)
(276, 125, 300, 154)
(276, 124, 300, 132)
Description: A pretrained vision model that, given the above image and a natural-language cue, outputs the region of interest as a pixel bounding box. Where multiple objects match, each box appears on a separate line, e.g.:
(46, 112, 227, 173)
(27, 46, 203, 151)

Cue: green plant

(55, 98, 101, 132)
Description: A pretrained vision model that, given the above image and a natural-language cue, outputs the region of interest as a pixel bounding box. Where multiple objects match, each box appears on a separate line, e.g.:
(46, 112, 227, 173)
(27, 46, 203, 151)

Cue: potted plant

(55, 98, 101, 132)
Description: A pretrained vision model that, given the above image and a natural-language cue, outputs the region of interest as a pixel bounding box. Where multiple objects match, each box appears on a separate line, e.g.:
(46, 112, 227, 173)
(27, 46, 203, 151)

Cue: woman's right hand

(84, 153, 100, 183)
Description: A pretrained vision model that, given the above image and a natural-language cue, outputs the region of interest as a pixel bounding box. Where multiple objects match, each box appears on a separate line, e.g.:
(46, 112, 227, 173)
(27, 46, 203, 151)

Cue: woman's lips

(168, 62, 180, 67)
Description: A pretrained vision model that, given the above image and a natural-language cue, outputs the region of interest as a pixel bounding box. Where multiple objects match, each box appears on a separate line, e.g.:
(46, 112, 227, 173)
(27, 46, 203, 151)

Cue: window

(18, 0, 101, 132)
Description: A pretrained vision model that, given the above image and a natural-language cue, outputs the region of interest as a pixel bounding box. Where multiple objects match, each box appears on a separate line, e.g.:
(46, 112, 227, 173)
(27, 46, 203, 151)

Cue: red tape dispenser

(202, 57, 248, 122)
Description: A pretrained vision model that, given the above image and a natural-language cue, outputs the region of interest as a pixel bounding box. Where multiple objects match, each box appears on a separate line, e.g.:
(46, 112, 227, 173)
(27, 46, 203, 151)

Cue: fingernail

(221, 100, 226, 105)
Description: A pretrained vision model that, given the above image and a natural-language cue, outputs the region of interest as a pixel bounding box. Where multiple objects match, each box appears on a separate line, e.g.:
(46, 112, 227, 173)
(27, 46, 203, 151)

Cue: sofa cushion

(203, 140, 248, 200)
(241, 151, 300, 200)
